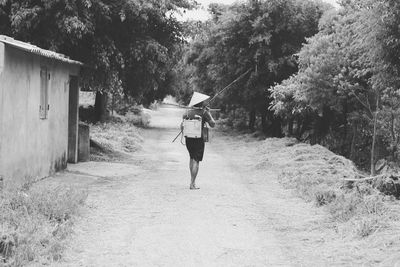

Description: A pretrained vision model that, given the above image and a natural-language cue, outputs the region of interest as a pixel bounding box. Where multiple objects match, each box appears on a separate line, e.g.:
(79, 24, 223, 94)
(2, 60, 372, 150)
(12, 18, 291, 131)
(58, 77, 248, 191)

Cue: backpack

(182, 110, 209, 142)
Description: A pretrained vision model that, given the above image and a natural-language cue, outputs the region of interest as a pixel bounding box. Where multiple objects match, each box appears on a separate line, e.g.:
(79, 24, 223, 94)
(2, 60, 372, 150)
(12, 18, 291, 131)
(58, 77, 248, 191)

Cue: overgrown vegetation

(256, 138, 398, 238)
(0, 186, 87, 266)
(270, 0, 400, 174)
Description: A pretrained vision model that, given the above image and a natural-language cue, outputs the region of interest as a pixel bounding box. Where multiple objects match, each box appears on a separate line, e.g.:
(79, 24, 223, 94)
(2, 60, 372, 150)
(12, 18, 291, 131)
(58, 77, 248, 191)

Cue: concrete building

(0, 35, 83, 187)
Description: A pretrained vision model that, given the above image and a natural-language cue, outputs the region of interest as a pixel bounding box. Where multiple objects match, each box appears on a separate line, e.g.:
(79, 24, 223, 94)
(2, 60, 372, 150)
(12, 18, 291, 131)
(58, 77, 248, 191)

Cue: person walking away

(181, 92, 216, 190)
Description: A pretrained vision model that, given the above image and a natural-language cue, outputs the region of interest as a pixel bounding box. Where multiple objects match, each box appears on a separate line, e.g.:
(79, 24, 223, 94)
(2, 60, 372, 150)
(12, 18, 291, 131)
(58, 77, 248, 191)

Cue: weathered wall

(0, 45, 79, 187)
(0, 43, 4, 187)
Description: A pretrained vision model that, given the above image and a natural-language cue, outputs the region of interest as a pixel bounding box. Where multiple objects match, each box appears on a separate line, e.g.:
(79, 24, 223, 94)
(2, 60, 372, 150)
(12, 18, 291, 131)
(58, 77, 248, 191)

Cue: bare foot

(190, 184, 200, 190)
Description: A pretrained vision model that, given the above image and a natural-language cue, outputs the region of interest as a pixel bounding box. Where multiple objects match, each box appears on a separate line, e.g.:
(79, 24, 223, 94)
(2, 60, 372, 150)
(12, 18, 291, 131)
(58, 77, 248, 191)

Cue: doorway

(68, 76, 79, 163)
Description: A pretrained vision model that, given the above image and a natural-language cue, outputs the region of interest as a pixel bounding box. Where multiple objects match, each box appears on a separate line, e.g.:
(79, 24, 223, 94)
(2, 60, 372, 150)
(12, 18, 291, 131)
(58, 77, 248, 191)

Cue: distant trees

(0, 0, 196, 120)
(270, 0, 400, 173)
(180, 0, 400, 172)
(182, 0, 327, 136)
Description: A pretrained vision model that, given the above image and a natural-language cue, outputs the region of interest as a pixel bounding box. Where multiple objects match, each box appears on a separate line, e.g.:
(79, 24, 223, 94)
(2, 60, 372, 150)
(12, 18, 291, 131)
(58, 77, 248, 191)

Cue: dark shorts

(185, 138, 205, 162)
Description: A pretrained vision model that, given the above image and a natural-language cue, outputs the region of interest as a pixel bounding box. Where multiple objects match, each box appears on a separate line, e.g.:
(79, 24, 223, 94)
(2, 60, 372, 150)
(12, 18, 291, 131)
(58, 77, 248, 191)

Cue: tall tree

(0, 0, 197, 120)
(270, 0, 400, 173)
(183, 0, 327, 135)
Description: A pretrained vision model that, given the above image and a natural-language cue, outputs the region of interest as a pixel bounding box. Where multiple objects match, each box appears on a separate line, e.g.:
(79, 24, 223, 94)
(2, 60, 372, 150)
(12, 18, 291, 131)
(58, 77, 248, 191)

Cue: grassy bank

(0, 185, 87, 266)
(254, 138, 399, 238)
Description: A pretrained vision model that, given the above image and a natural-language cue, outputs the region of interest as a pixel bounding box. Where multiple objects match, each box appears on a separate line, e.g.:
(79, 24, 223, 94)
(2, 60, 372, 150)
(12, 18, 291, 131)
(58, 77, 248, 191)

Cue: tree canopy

(180, 0, 327, 134)
(270, 0, 400, 172)
(0, 0, 196, 106)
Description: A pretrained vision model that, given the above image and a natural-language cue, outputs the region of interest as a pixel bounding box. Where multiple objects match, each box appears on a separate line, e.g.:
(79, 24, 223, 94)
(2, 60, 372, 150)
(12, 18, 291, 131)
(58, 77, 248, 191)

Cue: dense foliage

(0, 0, 196, 118)
(179, 0, 400, 172)
(180, 0, 327, 135)
(270, 0, 400, 173)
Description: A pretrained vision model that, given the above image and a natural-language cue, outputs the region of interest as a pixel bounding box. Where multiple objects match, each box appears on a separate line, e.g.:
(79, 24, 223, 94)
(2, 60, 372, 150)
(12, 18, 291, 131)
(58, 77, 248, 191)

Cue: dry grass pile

(0, 186, 87, 266)
(113, 104, 152, 127)
(125, 109, 151, 127)
(257, 138, 398, 238)
(90, 122, 143, 161)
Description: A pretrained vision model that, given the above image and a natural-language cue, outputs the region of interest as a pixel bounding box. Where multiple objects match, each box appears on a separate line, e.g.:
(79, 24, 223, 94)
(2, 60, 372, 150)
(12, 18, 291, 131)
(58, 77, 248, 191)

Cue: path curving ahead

(54, 105, 332, 267)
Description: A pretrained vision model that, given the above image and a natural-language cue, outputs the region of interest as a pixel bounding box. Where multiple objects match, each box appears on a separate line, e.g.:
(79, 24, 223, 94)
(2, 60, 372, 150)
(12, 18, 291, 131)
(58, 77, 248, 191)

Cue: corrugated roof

(0, 35, 83, 65)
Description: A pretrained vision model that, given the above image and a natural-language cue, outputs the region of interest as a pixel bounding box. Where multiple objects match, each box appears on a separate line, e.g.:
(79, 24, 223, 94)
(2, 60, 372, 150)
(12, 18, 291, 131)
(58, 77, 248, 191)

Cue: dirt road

(54, 106, 356, 266)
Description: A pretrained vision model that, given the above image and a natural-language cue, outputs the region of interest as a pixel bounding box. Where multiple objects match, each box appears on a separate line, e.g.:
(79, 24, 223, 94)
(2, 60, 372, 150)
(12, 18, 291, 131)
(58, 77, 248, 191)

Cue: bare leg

(189, 158, 200, 189)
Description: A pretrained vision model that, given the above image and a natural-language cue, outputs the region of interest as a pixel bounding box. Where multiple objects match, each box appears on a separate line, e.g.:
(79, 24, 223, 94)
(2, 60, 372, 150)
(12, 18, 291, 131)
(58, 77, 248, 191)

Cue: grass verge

(0, 185, 87, 266)
(255, 138, 399, 238)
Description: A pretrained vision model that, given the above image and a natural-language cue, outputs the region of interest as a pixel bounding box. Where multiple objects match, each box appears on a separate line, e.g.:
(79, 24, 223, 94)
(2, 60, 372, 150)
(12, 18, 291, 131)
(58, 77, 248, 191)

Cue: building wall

(0, 45, 79, 187)
(0, 43, 4, 186)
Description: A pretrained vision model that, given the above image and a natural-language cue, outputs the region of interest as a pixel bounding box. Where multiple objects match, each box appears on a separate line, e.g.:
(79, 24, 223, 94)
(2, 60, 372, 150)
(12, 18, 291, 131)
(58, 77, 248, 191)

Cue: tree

(270, 0, 400, 173)
(182, 0, 327, 135)
(0, 0, 197, 120)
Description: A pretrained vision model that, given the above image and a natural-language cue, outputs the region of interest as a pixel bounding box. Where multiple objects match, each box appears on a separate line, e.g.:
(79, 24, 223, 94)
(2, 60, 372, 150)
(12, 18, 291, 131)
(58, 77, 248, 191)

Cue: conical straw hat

(188, 92, 210, 107)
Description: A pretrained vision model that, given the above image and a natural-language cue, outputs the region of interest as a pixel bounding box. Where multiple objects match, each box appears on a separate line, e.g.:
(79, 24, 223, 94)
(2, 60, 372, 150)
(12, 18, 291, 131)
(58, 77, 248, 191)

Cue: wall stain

(52, 153, 67, 173)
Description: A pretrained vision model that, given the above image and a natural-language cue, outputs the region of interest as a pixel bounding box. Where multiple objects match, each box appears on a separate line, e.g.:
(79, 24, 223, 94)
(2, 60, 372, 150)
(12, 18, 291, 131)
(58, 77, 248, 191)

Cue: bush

(218, 108, 249, 131)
